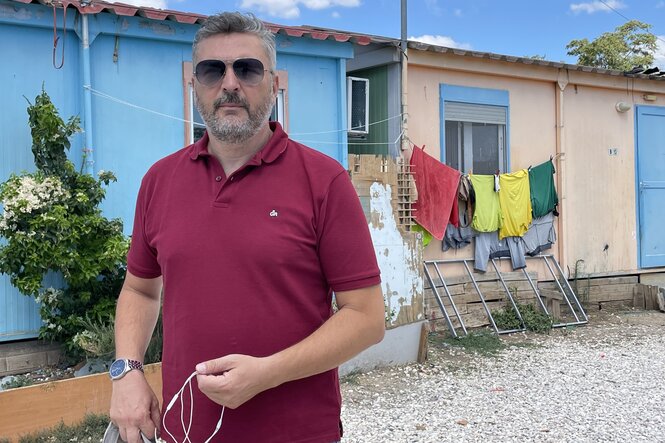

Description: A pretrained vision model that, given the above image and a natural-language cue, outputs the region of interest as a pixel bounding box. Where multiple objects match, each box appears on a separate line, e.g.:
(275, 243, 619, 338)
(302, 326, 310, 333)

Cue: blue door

(636, 105, 665, 268)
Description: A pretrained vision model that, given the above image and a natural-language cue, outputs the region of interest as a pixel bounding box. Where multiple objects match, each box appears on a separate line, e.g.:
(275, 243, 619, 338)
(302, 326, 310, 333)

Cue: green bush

(17, 413, 110, 443)
(73, 314, 162, 365)
(492, 301, 553, 333)
(0, 89, 129, 358)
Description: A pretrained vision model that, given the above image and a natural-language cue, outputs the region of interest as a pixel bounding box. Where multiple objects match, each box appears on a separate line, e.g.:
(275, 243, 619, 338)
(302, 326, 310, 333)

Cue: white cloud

(240, 0, 360, 19)
(107, 0, 167, 9)
(654, 36, 665, 69)
(409, 34, 472, 50)
(331, 11, 341, 18)
(570, 0, 625, 14)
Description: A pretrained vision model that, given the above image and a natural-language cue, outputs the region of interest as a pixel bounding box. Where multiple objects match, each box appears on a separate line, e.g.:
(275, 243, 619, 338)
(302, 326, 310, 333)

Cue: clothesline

(409, 145, 560, 273)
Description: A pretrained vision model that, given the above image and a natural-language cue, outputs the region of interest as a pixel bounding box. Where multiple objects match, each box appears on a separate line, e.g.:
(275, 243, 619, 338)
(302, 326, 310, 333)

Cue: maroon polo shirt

(127, 122, 380, 443)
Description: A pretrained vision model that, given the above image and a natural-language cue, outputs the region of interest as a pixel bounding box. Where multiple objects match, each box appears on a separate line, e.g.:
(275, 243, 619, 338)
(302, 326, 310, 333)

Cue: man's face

(193, 33, 277, 144)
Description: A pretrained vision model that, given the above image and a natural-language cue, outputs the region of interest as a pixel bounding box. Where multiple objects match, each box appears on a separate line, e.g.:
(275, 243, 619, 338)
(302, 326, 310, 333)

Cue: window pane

(350, 80, 367, 132)
(445, 120, 461, 170)
(471, 123, 501, 174)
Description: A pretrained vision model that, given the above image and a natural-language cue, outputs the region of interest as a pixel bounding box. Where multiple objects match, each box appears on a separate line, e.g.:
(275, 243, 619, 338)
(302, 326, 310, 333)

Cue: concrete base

(0, 340, 61, 377)
(339, 320, 426, 377)
(639, 272, 665, 287)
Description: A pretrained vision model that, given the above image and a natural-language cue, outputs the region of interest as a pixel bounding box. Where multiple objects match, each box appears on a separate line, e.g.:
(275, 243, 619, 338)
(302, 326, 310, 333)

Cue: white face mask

(161, 371, 225, 443)
(104, 371, 224, 443)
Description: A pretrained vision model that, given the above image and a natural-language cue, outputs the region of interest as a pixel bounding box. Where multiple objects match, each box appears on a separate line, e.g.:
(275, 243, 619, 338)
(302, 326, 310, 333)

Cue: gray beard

(196, 91, 274, 144)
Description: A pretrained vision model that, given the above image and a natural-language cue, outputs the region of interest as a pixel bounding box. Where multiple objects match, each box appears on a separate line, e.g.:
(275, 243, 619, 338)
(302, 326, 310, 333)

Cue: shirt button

(215, 176, 222, 182)
(230, 176, 235, 181)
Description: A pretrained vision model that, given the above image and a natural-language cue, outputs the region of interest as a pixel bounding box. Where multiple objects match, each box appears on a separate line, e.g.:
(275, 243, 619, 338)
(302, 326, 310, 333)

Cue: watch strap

(126, 359, 144, 372)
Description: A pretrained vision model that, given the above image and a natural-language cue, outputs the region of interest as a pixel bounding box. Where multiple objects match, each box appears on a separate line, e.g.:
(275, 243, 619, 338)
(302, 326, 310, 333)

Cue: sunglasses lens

(195, 60, 226, 86)
(233, 58, 265, 85)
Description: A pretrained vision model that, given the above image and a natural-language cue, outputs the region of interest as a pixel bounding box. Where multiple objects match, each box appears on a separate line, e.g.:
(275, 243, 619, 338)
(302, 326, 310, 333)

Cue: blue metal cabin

(0, 0, 368, 341)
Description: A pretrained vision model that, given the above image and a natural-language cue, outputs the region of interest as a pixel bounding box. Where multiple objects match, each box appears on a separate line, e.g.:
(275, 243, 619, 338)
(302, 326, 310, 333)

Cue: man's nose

(221, 64, 240, 91)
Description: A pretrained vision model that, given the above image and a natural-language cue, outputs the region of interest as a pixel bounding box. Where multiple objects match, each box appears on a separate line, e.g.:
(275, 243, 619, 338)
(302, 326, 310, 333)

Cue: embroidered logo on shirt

(269, 209, 278, 217)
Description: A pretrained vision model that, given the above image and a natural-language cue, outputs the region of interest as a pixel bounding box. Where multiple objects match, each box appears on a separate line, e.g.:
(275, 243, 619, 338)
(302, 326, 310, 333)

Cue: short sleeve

(317, 171, 381, 292)
(126, 177, 162, 279)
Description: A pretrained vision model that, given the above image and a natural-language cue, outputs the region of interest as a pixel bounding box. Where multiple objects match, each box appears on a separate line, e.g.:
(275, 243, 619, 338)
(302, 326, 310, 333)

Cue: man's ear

(272, 72, 280, 97)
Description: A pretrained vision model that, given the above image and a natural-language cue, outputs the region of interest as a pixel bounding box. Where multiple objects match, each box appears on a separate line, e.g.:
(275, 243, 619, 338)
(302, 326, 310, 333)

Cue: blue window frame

(440, 84, 510, 174)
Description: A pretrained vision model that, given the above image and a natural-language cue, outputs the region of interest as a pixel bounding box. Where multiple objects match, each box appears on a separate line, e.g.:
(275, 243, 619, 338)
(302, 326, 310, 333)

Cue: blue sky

(117, 0, 665, 68)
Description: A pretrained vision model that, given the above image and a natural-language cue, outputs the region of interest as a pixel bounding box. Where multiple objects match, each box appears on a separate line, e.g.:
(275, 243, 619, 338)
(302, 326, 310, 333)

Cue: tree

(0, 89, 129, 356)
(566, 20, 657, 71)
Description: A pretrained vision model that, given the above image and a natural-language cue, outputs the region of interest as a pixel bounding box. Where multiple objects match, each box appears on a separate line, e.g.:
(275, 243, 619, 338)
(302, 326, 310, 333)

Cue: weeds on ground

(431, 330, 506, 356)
(0, 374, 34, 390)
(0, 437, 11, 443)
(18, 414, 109, 443)
(492, 302, 553, 333)
(340, 369, 363, 385)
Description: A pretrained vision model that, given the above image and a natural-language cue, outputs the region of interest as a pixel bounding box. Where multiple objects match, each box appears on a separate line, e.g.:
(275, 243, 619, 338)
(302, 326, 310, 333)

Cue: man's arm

(196, 284, 385, 408)
(110, 271, 163, 443)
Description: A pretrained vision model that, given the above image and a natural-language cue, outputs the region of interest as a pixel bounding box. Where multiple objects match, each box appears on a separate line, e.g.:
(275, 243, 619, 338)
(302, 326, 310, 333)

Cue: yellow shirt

(470, 174, 502, 232)
(498, 169, 532, 239)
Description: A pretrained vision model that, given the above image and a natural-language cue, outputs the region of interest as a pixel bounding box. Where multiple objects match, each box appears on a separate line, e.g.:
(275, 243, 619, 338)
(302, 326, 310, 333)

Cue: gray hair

(193, 12, 276, 70)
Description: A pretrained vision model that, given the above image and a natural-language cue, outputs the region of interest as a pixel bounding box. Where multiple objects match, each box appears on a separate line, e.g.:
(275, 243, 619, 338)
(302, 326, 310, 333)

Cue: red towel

(410, 146, 461, 240)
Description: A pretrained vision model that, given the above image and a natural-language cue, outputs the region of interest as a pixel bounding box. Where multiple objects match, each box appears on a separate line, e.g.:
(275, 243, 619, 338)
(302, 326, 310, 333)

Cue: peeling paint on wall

(138, 20, 175, 35)
(367, 182, 424, 325)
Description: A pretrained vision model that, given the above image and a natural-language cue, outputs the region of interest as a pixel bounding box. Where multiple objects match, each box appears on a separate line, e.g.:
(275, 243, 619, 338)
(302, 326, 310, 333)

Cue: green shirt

(529, 160, 558, 218)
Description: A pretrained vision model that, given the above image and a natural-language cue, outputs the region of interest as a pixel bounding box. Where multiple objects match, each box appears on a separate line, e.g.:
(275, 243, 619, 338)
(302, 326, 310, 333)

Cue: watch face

(110, 359, 127, 379)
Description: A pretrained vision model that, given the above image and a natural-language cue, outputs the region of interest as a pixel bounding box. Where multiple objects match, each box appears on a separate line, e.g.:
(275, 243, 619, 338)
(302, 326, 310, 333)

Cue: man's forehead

(195, 33, 266, 59)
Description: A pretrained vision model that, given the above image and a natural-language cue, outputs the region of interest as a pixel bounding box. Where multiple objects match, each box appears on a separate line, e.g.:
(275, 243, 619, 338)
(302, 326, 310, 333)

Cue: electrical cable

(83, 85, 407, 139)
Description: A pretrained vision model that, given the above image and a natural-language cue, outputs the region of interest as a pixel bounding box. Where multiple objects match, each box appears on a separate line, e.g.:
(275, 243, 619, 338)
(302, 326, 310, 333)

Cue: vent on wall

(347, 76, 369, 135)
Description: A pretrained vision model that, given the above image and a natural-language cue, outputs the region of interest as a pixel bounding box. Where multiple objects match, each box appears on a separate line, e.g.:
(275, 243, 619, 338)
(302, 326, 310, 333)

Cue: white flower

(1, 175, 69, 218)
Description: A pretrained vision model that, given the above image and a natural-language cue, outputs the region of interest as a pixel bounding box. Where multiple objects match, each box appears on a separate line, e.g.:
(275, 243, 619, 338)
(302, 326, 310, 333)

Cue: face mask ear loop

(183, 375, 194, 443)
(163, 371, 197, 443)
(203, 406, 225, 443)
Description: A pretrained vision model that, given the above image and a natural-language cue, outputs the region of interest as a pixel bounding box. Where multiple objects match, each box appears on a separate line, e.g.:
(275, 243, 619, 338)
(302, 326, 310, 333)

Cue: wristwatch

(109, 358, 144, 380)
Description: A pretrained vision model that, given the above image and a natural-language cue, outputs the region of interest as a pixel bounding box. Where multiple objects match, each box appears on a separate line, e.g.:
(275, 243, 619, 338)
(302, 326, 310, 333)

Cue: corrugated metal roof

(408, 41, 665, 81)
(9, 0, 665, 80)
(10, 0, 374, 44)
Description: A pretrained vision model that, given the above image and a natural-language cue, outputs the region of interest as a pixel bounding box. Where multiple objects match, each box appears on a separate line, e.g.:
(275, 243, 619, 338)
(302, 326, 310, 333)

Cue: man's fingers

(123, 426, 141, 443)
(150, 397, 161, 435)
(196, 355, 235, 374)
(196, 373, 225, 392)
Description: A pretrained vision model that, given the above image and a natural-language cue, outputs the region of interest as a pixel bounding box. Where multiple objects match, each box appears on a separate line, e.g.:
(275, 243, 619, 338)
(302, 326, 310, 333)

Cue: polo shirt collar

(189, 122, 288, 164)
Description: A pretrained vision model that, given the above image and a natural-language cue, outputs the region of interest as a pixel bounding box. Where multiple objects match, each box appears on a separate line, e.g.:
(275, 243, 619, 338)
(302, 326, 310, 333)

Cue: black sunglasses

(194, 58, 271, 87)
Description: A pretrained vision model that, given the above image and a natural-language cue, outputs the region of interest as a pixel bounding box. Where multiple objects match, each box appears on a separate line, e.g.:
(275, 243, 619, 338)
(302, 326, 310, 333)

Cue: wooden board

(425, 271, 539, 288)
(0, 363, 162, 442)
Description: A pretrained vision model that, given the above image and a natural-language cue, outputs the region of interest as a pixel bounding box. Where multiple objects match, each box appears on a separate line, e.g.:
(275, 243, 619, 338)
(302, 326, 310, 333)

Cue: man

(110, 11, 385, 443)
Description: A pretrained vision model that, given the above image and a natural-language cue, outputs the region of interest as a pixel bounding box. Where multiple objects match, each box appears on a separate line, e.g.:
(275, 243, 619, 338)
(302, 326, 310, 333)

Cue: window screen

(444, 102, 507, 174)
(348, 77, 369, 134)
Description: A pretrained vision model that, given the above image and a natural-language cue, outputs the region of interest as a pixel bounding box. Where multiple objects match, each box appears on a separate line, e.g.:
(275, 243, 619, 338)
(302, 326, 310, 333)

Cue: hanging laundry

(442, 222, 475, 251)
(498, 169, 532, 239)
(410, 146, 461, 240)
(529, 160, 559, 218)
(458, 174, 475, 225)
(470, 174, 502, 233)
(412, 223, 433, 247)
(522, 212, 557, 256)
(474, 230, 526, 272)
(442, 175, 476, 251)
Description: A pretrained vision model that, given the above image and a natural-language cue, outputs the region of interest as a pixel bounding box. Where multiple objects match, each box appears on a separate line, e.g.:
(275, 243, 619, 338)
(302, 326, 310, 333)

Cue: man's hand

(196, 354, 275, 409)
(110, 371, 161, 443)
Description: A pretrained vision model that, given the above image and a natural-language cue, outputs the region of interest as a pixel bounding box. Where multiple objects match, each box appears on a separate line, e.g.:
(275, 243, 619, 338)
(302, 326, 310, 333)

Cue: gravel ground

(341, 310, 665, 443)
